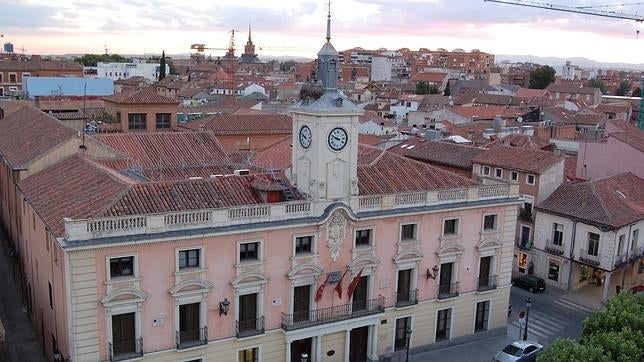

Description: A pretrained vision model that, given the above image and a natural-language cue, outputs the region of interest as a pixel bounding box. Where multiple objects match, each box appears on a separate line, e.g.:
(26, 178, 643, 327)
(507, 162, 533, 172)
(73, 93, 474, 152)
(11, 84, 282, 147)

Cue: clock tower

(289, 5, 362, 201)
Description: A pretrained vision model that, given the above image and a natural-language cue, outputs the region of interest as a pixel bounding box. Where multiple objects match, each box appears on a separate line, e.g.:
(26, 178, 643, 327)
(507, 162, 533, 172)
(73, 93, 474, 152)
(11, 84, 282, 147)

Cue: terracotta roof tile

(546, 84, 600, 95)
(472, 145, 564, 174)
(405, 141, 487, 169)
(609, 130, 644, 152)
(486, 134, 552, 150)
(179, 114, 292, 135)
(536, 172, 644, 228)
(411, 72, 448, 83)
(450, 105, 529, 120)
(102, 87, 179, 104)
(252, 136, 292, 171)
(0, 106, 77, 168)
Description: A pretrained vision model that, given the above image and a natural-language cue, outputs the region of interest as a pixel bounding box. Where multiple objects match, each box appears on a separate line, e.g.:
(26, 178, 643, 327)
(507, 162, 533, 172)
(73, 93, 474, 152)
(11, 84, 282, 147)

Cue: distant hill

(496, 54, 644, 71)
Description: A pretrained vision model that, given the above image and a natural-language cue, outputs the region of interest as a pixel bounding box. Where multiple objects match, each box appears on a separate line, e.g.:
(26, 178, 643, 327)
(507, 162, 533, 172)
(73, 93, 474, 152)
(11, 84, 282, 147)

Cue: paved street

(410, 285, 595, 362)
(0, 230, 44, 362)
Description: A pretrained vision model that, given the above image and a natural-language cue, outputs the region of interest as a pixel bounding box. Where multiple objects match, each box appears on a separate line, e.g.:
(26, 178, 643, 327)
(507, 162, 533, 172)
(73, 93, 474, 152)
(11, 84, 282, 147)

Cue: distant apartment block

(87, 59, 169, 81)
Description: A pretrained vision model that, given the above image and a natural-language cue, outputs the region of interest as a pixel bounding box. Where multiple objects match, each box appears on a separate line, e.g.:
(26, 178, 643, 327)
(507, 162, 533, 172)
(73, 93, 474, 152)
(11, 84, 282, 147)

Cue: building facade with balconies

(532, 173, 644, 301)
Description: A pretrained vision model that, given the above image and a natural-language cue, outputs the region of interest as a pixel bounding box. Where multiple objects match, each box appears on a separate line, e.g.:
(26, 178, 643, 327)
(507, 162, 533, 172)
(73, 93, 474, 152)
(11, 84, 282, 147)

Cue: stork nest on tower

(299, 83, 324, 101)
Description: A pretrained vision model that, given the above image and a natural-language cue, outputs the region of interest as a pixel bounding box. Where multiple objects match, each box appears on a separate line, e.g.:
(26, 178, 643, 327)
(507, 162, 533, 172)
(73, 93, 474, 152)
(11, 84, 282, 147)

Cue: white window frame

(482, 166, 490, 176)
(290, 281, 317, 318)
(293, 233, 316, 257)
(510, 171, 519, 182)
(494, 168, 503, 178)
(235, 289, 264, 335)
(105, 305, 143, 360)
(106, 253, 138, 282)
(472, 299, 491, 333)
(399, 223, 419, 242)
(526, 174, 536, 185)
(394, 265, 418, 306)
(392, 315, 414, 351)
(178, 356, 206, 362)
(482, 214, 498, 232)
(354, 227, 375, 248)
(175, 245, 205, 273)
(22, 72, 31, 78)
(442, 217, 460, 237)
(235, 346, 261, 362)
(174, 297, 208, 347)
(237, 239, 264, 264)
(434, 307, 453, 342)
(8, 72, 17, 83)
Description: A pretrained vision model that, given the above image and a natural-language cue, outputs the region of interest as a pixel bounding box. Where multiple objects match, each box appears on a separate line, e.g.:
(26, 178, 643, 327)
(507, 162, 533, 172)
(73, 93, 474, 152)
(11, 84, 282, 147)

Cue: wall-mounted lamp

(426, 265, 439, 280)
(219, 298, 230, 316)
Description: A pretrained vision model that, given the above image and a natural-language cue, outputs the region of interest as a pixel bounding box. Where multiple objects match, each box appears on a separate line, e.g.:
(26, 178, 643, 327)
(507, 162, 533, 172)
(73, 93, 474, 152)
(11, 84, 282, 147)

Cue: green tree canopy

(633, 87, 641, 98)
(588, 78, 607, 94)
(583, 327, 644, 362)
(616, 80, 631, 96)
(529, 65, 556, 89)
(538, 339, 610, 362)
(429, 85, 440, 94)
(159, 50, 166, 80)
(415, 81, 430, 95)
(75, 53, 130, 66)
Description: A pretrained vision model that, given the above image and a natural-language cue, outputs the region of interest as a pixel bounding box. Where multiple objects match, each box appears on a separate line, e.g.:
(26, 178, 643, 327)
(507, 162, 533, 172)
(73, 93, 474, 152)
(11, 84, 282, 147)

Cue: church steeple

(317, 1, 339, 91)
(244, 20, 256, 57)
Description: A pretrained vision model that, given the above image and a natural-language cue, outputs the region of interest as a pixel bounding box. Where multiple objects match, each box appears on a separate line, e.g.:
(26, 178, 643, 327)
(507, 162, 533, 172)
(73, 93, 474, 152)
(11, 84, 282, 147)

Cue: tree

(159, 50, 166, 81)
(616, 80, 631, 96)
(74, 53, 130, 66)
(583, 328, 644, 362)
(444, 81, 451, 96)
(588, 78, 607, 94)
(529, 65, 556, 89)
(633, 87, 641, 97)
(582, 291, 644, 338)
(537, 339, 610, 362)
(415, 81, 430, 95)
(429, 85, 440, 94)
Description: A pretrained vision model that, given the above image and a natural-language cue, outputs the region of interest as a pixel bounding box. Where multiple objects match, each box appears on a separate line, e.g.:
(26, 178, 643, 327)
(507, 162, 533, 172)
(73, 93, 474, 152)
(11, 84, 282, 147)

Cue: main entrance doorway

(349, 326, 369, 362)
(290, 337, 312, 362)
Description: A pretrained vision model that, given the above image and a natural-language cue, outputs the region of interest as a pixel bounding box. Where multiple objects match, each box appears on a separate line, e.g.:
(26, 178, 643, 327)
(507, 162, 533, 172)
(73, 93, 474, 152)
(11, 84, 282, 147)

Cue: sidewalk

(0, 230, 44, 362)
(409, 334, 515, 362)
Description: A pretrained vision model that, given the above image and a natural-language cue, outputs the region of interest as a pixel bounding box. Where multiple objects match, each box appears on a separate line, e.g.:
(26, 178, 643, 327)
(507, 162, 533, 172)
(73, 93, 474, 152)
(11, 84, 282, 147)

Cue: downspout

(566, 220, 577, 292)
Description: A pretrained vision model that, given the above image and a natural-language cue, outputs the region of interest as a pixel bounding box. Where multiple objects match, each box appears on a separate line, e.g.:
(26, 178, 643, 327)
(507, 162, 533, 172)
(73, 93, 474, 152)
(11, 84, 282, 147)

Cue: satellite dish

(517, 116, 523, 123)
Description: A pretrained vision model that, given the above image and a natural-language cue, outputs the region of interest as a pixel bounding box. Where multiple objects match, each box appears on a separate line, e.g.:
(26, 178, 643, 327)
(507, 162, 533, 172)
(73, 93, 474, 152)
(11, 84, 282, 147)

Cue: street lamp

(523, 297, 532, 341)
(405, 327, 413, 362)
(300, 353, 308, 362)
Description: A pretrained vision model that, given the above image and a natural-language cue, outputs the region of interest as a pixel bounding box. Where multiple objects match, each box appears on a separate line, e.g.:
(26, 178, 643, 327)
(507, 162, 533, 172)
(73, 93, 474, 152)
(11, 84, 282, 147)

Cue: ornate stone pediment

(230, 271, 269, 289)
(286, 263, 323, 280)
(348, 255, 381, 271)
(436, 243, 464, 258)
(169, 279, 213, 297)
(101, 288, 148, 307)
(477, 238, 503, 251)
(393, 249, 423, 264)
(326, 209, 349, 262)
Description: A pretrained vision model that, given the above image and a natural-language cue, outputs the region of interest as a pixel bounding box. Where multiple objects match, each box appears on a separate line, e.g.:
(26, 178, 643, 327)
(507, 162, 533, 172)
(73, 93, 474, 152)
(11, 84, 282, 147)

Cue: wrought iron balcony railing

(545, 239, 564, 256)
(477, 275, 498, 292)
(109, 337, 143, 361)
(281, 296, 385, 331)
(395, 289, 419, 307)
(176, 327, 207, 350)
(235, 316, 265, 338)
(437, 282, 460, 300)
(579, 249, 601, 266)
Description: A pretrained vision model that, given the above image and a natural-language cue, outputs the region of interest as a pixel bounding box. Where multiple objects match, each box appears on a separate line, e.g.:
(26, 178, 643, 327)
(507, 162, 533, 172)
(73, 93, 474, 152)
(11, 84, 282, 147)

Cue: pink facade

(576, 136, 644, 180)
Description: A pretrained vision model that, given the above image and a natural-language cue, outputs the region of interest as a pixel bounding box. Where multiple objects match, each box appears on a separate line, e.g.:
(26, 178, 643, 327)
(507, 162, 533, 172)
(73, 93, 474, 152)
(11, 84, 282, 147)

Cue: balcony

(545, 239, 564, 256)
(395, 289, 419, 307)
(176, 327, 207, 350)
(519, 208, 533, 221)
(477, 275, 498, 292)
(281, 296, 385, 331)
(437, 282, 460, 300)
(517, 238, 532, 251)
(614, 254, 628, 268)
(235, 316, 265, 338)
(579, 249, 601, 266)
(109, 338, 143, 361)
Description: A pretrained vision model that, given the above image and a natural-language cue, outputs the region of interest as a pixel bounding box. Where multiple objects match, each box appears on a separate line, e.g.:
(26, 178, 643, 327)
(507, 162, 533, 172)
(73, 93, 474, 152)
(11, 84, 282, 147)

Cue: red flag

(334, 270, 348, 299)
(315, 274, 330, 302)
(347, 269, 364, 299)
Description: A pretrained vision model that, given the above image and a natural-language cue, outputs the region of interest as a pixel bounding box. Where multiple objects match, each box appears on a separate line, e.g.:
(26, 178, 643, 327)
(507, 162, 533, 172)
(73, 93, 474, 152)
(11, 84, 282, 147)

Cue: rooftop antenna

(326, 1, 332, 42)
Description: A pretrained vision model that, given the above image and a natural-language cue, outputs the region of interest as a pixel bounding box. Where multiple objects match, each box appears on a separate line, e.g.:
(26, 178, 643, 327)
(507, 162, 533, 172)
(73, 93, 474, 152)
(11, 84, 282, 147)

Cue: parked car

(511, 275, 546, 293)
(629, 284, 644, 293)
(493, 341, 544, 362)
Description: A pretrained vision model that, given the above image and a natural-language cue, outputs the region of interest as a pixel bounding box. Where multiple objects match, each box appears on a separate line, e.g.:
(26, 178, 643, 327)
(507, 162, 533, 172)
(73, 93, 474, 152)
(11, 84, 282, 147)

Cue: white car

(493, 341, 544, 362)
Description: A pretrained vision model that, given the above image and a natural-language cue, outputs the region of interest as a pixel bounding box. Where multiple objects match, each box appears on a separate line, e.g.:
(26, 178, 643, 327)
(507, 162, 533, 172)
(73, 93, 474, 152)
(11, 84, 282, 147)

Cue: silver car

(493, 341, 544, 362)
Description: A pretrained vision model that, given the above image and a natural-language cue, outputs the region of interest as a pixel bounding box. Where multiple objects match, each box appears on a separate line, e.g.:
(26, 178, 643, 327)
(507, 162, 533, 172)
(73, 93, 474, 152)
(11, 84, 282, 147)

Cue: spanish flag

(347, 269, 364, 299)
(334, 270, 348, 299)
(315, 274, 330, 302)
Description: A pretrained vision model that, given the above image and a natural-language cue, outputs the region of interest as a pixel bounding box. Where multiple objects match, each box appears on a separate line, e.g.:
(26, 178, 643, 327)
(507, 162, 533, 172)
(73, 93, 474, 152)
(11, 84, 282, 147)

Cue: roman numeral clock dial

(299, 125, 312, 149)
(328, 127, 348, 151)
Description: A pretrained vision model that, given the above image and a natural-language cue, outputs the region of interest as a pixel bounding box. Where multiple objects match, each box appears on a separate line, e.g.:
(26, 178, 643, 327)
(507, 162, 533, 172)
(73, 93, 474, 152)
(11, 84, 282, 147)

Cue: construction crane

(483, 0, 644, 22)
(190, 29, 239, 57)
(190, 30, 240, 95)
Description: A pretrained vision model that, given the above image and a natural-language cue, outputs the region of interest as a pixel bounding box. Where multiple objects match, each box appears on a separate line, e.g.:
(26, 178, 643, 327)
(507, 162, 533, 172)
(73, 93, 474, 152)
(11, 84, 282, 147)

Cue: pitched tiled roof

(564, 155, 577, 181)
(515, 88, 549, 98)
(450, 105, 529, 120)
(0, 58, 83, 71)
(486, 134, 552, 150)
(94, 132, 231, 168)
(546, 84, 600, 95)
(405, 141, 487, 169)
(102, 87, 179, 104)
(18, 156, 131, 236)
(252, 136, 292, 171)
(536, 172, 644, 228)
(357, 146, 477, 194)
(0, 106, 77, 168)
(472, 145, 564, 174)
(610, 130, 644, 152)
(411, 72, 448, 83)
(179, 114, 292, 135)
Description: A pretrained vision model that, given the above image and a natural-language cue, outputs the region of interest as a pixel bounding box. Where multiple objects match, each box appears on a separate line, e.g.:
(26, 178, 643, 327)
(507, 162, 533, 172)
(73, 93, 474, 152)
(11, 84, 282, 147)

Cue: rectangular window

(618, 234, 625, 256)
(511, 171, 519, 181)
(355, 229, 372, 247)
(474, 301, 490, 332)
(587, 232, 600, 256)
(394, 317, 411, 351)
(482, 166, 490, 176)
(179, 249, 200, 269)
(443, 218, 459, 236)
(401, 224, 417, 241)
(48, 281, 53, 309)
(240, 242, 259, 262)
(293, 285, 311, 322)
(552, 223, 564, 246)
(483, 215, 497, 231)
(495, 168, 503, 178)
(179, 302, 201, 345)
(632, 229, 639, 251)
(526, 174, 536, 185)
(295, 236, 313, 254)
(548, 261, 560, 281)
(9, 73, 17, 83)
(112, 312, 136, 356)
(436, 308, 452, 341)
(109, 256, 134, 278)
(155, 113, 171, 129)
(238, 293, 258, 333)
(128, 113, 147, 130)
(238, 347, 259, 362)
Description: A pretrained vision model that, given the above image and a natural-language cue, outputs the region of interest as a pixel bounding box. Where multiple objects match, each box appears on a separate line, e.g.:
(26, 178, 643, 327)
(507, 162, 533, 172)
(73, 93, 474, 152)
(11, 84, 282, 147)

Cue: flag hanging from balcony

(347, 269, 363, 299)
(334, 270, 348, 299)
(315, 274, 330, 302)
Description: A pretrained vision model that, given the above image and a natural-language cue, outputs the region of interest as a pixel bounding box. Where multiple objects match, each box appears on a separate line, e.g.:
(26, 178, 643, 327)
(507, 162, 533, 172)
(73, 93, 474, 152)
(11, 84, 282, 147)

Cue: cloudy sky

(1, 0, 642, 63)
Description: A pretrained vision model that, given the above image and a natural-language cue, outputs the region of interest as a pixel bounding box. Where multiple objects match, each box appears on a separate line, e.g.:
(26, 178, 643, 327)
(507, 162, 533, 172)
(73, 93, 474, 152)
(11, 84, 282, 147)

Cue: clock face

(299, 125, 312, 149)
(328, 127, 348, 151)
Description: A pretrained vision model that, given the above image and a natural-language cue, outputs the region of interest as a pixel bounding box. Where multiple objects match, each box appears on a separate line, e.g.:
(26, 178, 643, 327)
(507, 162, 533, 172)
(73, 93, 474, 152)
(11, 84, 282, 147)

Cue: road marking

(553, 298, 595, 314)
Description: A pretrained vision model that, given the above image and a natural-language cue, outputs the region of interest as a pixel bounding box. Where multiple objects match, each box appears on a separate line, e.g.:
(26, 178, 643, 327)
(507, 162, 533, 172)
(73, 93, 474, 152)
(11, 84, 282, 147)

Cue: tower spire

(248, 19, 252, 42)
(326, 1, 331, 41)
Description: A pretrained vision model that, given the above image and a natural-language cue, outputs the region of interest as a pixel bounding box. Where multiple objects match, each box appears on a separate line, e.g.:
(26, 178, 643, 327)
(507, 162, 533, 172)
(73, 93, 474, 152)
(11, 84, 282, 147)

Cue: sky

(1, 0, 643, 64)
